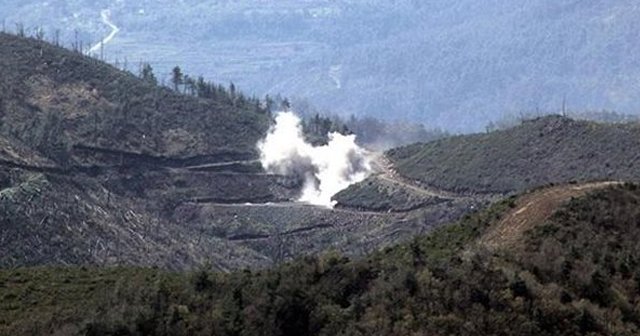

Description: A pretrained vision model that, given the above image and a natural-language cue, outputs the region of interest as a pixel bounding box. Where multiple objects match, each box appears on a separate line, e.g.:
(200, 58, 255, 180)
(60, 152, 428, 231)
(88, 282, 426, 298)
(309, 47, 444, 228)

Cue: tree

(15, 23, 25, 37)
(265, 95, 275, 113)
(53, 29, 60, 46)
(171, 66, 183, 92)
(184, 75, 196, 95)
(196, 76, 207, 98)
(140, 63, 157, 86)
(585, 270, 612, 306)
(281, 98, 291, 112)
(34, 27, 45, 40)
(229, 82, 236, 104)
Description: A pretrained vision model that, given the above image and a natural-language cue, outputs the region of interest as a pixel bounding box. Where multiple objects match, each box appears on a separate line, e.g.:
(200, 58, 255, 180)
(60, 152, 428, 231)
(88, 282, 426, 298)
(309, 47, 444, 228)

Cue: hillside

(0, 32, 269, 161)
(333, 155, 476, 212)
(3, 182, 639, 335)
(3, 1, 640, 130)
(387, 116, 640, 194)
(0, 33, 289, 270)
(0, 34, 485, 271)
(3, 34, 640, 275)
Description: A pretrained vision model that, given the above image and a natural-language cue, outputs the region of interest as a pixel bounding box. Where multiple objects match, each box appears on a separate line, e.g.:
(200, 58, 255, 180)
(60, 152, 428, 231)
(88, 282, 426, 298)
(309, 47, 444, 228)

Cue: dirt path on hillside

(372, 154, 465, 200)
(481, 181, 621, 251)
(183, 160, 260, 170)
(88, 9, 120, 55)
(186, 200, 390, 217)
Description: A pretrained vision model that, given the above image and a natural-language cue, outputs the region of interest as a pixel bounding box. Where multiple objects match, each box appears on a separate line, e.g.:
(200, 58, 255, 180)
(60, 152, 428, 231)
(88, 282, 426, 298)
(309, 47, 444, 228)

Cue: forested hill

(387, 116, 640, 194)
(0, 32, 270, 166)
(3, 182, 640, 335)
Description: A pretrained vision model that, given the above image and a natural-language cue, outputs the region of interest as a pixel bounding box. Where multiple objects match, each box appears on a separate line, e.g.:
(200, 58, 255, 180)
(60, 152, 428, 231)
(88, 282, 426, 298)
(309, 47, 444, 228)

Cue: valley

(3, 32, 640, 272)
(2, 24, 640, 334)
(3, 1, 640, 130)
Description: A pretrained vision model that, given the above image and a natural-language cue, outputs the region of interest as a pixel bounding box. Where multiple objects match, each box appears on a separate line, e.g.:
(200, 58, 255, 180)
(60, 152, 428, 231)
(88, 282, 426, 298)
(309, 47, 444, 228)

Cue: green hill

(2, 182, 639, 335)
(387, 115, 640, 194)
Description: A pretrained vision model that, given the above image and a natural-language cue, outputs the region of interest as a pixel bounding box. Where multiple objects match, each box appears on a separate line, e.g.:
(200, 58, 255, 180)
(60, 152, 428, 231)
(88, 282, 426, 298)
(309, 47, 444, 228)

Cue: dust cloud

(258, 112, 372, 208)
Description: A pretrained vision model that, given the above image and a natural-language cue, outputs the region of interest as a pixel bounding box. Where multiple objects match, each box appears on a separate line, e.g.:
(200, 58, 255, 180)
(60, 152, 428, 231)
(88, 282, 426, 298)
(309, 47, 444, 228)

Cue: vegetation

(1, 33, 465, 272)
(0, 32, 270, 163)
(388, 115, 640, 194)
(485, 110, 640, 132)
(3, 184, 640, 335)
(333, 176, 445, 212)
(291, 97, 449, 149)
(0, 32, 296, 270)
(2, 23, 640, 336)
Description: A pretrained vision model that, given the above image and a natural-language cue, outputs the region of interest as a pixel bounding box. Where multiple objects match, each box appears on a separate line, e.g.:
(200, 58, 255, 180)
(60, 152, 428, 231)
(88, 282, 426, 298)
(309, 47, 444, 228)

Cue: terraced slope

(0, 34, 486, 270)
(334, 154, 477, 212)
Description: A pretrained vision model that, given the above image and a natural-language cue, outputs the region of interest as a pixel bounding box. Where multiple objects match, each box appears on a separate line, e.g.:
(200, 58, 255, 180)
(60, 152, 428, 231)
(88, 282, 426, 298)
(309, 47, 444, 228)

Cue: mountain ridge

(386, 115, 640, 194)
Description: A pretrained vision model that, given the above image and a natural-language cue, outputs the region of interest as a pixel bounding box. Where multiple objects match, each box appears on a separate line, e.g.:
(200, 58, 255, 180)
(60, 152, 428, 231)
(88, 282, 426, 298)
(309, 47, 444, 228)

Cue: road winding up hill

(479, 181, 621, 251)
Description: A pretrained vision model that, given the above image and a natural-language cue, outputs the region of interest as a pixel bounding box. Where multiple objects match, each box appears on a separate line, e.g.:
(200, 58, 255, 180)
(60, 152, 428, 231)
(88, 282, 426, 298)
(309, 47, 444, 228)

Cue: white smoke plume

(258, 111, 372, 208)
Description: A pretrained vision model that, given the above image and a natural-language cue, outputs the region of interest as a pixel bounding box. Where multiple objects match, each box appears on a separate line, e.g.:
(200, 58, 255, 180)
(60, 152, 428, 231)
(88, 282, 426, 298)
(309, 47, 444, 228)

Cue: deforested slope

(0, 33, 284, 270)
(0, 32, 270, 164)
(0, 34, 474, 271)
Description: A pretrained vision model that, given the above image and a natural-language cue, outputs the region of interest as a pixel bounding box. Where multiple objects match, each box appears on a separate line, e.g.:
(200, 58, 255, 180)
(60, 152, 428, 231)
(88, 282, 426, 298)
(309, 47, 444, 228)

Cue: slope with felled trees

(0, 32, 301, 270)
(0, 33, 480, 271)
(5, 31, 640, 276)
(0, 32, 269, 161)
(1, 32, 498, 271)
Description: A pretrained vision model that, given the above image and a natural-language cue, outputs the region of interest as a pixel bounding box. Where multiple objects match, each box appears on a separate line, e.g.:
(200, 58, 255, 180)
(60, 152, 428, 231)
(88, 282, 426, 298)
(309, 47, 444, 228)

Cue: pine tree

(281, 98, 291, 112)
(140, 63, 157, 86)
(196, 76, 207, 98)
(171, 66, 183, 92)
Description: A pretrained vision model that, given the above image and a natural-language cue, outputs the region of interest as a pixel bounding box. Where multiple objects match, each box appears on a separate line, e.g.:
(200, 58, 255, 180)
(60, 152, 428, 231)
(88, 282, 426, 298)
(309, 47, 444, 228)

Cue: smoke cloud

(258, 112, 372, 208)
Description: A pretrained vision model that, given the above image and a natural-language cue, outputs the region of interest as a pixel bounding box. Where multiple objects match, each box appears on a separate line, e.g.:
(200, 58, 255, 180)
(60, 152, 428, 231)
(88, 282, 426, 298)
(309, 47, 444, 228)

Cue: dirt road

(88, 9, 120, 54)
(481, 181, 620, 250)
(372, 154, 466, 200)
